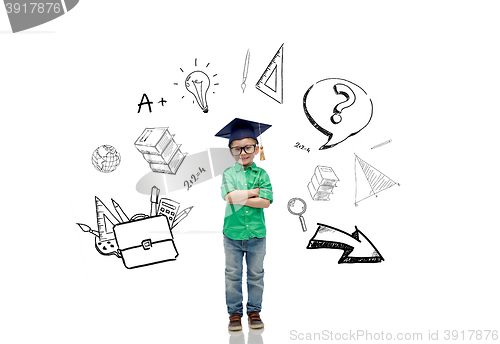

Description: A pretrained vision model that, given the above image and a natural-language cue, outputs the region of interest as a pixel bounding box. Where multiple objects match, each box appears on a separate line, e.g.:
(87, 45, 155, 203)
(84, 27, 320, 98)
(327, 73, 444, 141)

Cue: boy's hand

(225, 188, 259, 204)
(249, 188, 260, 198)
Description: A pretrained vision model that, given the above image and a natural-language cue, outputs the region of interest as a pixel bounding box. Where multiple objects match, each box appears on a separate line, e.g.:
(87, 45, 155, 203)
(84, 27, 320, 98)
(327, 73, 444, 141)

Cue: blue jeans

(224, 234, 266, 315)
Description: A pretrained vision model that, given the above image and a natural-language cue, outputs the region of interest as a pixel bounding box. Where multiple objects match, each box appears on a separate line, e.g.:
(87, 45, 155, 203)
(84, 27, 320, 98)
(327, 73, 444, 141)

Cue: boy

(215, 118, 273, 331)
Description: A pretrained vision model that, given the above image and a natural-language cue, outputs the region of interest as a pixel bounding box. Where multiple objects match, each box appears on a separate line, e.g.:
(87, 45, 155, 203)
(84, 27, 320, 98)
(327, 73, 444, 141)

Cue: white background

(1, 1, 499, 343)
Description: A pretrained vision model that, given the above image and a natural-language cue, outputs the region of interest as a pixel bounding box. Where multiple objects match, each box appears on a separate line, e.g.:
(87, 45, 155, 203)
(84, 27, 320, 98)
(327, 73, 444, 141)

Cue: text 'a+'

(138, 93, 167, 113)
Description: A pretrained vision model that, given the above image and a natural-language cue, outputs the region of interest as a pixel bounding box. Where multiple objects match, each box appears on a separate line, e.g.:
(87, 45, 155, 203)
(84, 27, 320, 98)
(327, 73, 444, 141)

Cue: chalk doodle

(303, 78, 373, 150)
(354, 154, 399, 206)
(256, 44, 283, 104)
(307, 223, 384, 264)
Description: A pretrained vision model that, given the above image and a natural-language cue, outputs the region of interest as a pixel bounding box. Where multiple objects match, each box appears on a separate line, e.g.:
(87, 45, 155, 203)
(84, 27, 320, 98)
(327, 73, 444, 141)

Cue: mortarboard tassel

(259, 122, 266, 161)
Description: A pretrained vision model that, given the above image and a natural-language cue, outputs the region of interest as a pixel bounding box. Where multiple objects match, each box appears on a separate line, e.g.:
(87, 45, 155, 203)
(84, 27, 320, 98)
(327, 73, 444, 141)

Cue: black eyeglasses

(230, 144, 256, 155)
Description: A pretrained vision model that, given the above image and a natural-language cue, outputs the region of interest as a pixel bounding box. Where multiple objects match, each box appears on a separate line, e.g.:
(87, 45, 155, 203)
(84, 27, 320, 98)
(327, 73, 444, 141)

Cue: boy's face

(229, 137, 259, 168)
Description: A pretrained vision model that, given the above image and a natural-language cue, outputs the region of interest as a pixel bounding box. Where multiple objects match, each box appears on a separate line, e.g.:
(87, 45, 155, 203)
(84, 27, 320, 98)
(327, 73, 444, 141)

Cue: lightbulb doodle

(303, 78, 373, 150)
(174, 58, 219, 113)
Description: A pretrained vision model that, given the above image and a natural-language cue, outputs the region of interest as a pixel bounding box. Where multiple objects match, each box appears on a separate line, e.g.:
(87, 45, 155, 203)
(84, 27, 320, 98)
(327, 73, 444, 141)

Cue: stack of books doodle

(307, 165, 339, 201)
(135, 127, 186, 175)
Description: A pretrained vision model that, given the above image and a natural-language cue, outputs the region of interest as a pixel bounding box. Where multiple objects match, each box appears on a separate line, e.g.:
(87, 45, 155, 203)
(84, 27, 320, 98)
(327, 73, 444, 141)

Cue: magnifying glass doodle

(287, 198, 308, 232)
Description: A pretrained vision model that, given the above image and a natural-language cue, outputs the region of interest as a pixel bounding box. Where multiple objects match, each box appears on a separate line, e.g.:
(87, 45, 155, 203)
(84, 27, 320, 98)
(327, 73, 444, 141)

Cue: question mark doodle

(303, 78, 373, 150)
(331, 83, 356, 125)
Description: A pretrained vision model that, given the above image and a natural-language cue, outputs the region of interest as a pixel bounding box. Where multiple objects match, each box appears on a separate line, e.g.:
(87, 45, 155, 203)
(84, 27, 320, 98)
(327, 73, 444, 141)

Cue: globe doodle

(92, 145, 121, 173)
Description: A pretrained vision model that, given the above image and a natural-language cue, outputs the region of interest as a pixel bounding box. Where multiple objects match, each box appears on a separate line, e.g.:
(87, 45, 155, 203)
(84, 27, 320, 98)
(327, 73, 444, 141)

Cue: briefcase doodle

(77, 185, 193, 269)
(114, 215, 178, 269)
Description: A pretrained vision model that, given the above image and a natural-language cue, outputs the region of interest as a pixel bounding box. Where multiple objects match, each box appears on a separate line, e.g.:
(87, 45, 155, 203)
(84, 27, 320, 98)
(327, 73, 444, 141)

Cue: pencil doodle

(287, 198, 308, 232)
(307, 165, 339, 201)
(241, 49, 250, 93)
(91, 145, 121, 173)
(256, 43, 283, 104)
(77, 186, 193, 269)
(136, 148, 235, 194)
(303, 78, 373, 150)
(307, 223, 384, 264)
(371, 139, 392, 149)
(354, 154, 399, 206)
(4, 0, 80, 33)
(174, 58, 219, 113)
(135, 127, 186, 175)
(172, 206, 193, 229)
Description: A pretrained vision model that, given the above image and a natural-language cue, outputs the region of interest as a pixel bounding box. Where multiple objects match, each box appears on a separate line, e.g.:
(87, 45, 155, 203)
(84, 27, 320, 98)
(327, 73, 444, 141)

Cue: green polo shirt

(221, 162, 273, 240)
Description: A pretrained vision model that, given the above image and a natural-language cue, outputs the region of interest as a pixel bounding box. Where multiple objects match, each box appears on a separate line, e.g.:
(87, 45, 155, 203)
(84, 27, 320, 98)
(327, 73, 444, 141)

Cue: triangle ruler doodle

(256, 44, 283, 104)
(95, 196, 119, 241)
(354, 154, 399, 205)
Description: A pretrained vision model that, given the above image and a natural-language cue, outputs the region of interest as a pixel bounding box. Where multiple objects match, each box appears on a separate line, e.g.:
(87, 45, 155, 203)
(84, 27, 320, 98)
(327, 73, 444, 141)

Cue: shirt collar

(234, 161, 257, 172)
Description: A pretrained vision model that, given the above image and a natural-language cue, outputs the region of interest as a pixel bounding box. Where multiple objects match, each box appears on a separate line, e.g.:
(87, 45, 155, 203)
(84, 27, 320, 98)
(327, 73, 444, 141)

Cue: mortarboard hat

(215, 118, 272, 146)
(215, 118, 272, 160)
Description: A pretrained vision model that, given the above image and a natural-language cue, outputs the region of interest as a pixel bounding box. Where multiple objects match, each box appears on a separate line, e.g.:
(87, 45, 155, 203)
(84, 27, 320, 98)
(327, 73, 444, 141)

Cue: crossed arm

(225, 188, 270, 208)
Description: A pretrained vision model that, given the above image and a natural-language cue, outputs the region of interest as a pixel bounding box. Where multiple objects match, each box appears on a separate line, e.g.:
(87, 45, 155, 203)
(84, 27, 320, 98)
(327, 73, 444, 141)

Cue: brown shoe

(248, 311, 264, 329)
(228, 313, 242, 331)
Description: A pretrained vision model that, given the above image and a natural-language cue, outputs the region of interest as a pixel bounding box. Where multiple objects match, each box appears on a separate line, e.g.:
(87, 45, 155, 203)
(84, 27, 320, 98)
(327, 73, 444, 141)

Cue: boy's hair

(229, 137, 258, 147)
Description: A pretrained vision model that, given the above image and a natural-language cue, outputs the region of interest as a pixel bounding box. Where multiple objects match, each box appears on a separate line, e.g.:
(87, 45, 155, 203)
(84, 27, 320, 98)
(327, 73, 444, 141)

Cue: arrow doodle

(307, 223, 384, 264)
